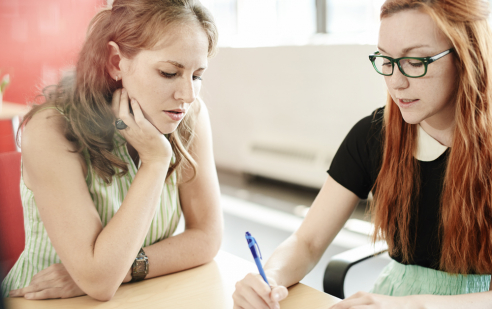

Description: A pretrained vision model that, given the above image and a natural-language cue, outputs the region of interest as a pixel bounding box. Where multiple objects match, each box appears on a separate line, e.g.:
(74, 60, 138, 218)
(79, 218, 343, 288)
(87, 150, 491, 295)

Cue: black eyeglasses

(368, 48, 454, 78)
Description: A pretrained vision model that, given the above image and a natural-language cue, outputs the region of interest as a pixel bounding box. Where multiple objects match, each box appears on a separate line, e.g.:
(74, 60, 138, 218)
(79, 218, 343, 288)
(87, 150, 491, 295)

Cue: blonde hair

(19, 0, 218, 184)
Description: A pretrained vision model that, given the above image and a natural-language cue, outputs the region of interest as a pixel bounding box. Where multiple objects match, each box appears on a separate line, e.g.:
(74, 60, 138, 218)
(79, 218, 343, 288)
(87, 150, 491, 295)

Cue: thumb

(270, 285, 289, 302)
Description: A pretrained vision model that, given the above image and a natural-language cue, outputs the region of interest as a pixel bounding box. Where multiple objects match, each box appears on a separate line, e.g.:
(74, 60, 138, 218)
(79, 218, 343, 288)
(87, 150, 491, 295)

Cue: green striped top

(1, 132, 181, 297)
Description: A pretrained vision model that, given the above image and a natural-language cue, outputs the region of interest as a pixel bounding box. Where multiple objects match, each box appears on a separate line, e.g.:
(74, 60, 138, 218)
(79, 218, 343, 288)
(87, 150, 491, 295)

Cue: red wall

(0, 0, 104, 152)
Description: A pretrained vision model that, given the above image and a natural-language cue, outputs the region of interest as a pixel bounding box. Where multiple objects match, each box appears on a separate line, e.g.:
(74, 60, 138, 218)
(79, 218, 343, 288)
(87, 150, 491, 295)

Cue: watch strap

(130, 248, 148, 282)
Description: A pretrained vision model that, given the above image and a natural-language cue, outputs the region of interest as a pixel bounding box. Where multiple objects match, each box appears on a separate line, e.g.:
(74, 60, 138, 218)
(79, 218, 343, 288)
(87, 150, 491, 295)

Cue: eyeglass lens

(373, 57, 425, 77)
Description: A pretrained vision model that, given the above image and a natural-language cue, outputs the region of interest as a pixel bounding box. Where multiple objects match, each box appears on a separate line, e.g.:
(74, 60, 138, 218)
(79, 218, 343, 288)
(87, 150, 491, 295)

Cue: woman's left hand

(9, 263, 86, 300)
(329, 291, 419, 309)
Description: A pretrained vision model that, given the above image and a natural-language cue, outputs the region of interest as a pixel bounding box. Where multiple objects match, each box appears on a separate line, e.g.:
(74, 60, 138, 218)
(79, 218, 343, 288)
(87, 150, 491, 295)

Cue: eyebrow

(159, 60, 207, 71)
(378, 44, 431, 56)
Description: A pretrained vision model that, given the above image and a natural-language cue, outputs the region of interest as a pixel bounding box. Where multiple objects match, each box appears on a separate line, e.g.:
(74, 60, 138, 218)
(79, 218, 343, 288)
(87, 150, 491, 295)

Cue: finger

(270, 286, 288, 302)
(236, 288, 272, 309)
(344, 291, 367, 300)
(118, 88, 131, 118)
(9, 289, 21, 297)
(111, 88, 122, 117)
(248, 285, 276, 309)
(130, 99, 153, 131)
(25, 288, 61, 300)
(118, 91, 137, 128)
(234, 274, 277, 309)
(10, 283, 43, 297)
(244, 274, 276, 308)
(330, 296, 371, 309)
(30, 263, 62, 284)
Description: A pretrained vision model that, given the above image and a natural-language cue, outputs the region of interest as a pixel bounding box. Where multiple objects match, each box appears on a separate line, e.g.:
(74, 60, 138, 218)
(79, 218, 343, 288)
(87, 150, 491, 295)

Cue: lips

(163, 109, 185, 121)
(398, 98, 419, 107)
(165, 109, 185, 113)
(400, 99, 418, 103)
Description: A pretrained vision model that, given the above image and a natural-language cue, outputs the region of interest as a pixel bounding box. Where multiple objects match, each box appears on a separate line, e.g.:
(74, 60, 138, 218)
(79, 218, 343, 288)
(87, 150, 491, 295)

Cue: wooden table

(5, 251, 340, 309)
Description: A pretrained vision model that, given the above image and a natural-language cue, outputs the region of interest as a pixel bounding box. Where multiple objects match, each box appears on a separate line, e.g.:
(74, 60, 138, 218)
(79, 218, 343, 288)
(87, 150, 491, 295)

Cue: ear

(107, 41, 123, 81)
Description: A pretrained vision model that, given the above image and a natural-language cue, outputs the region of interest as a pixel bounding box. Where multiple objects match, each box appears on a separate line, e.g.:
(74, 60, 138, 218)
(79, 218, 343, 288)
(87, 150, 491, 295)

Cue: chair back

(0, 151, 24, 278)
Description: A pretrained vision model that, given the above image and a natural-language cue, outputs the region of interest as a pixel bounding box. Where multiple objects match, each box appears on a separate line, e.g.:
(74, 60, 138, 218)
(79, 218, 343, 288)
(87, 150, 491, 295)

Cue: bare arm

(21, 91, 172, 301)
(264, 176, 359, 288)
(128, 99, 223, 280)
(233, 175, 359, 309)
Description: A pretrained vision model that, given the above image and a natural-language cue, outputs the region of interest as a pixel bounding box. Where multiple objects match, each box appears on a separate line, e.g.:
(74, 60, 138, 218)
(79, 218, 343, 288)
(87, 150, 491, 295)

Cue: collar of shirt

(415, 124, 449, 162)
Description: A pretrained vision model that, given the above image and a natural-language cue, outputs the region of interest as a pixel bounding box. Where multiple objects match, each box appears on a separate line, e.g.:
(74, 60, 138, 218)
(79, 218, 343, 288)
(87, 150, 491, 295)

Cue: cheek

(194, 81, 202, 95)
(430, 74, 457, 107)
(383, 77, 397, 101)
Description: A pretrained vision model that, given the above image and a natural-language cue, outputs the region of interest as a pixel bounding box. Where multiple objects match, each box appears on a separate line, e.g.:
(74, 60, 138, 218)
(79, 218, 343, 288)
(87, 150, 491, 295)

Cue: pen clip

(246, 235, 263, 260)
(255, 240, 263, 260)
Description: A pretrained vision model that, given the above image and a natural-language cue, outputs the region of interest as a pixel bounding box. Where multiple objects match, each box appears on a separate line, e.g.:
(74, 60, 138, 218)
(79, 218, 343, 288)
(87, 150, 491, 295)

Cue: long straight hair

(18, 0, 218, 184)
(371, 0, 492, 274)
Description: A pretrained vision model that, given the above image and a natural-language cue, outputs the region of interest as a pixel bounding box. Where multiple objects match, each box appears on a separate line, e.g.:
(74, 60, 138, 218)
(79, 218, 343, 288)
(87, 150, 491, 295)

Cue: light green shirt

(1, 132, 181, 297)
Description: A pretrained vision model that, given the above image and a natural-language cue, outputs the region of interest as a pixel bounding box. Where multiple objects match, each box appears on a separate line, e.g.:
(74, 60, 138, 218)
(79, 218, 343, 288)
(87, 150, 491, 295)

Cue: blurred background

(2, 0, 491, 297)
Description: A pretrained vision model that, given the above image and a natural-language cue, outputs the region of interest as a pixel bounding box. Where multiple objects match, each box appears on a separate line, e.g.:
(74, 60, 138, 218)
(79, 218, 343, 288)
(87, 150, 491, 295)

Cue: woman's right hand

(233, 273, 289, 309)
(112, 88, 172, 166)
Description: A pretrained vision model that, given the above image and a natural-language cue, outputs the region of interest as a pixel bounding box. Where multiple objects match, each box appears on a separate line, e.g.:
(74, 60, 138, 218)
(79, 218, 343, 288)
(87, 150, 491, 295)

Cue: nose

(386, 63, 409, 91)
(175, 76, 196, 104)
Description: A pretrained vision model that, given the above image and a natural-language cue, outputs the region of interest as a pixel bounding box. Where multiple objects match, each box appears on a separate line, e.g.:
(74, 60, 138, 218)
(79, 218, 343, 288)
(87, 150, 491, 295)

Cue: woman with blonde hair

(234, 0, 492, 308)
(1, 0, 222, 301)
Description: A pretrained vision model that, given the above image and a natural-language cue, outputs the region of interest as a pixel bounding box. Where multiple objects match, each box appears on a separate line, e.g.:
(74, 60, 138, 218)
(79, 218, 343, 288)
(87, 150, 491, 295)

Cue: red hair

(371, 0, 492, 274)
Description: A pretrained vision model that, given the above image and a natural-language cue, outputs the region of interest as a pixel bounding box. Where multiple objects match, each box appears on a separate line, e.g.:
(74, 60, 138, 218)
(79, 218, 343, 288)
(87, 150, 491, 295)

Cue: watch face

(135, 261, 147, 273)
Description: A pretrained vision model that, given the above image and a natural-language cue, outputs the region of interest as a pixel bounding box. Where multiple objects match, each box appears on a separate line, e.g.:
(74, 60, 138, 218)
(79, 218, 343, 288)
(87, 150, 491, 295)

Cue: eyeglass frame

(368, 48, 454, 78)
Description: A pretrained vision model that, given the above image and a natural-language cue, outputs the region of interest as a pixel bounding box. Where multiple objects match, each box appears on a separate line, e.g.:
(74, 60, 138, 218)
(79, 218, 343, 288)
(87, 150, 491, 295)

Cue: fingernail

(273, 293, 280, 301)
(275, 304, 280, 309)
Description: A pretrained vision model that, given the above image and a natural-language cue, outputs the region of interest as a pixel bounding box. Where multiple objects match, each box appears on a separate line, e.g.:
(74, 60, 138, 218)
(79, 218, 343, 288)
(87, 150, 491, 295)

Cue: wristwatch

(130, 248, 149, 282)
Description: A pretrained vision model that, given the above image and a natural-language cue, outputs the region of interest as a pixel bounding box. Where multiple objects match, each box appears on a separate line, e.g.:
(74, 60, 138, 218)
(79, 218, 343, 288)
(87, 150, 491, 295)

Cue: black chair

(323, 240, 388, 299)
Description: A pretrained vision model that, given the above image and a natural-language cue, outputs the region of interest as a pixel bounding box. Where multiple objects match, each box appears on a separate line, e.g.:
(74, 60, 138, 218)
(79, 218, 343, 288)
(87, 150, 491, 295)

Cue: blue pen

(245, 231, 270, 286)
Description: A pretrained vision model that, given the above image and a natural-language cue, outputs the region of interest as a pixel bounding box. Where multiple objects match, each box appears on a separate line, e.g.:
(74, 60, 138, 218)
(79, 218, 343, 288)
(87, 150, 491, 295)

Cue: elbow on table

(203, 232, 222, 262)
(84, 284, 118, 302)
(78, 276, 121, 302)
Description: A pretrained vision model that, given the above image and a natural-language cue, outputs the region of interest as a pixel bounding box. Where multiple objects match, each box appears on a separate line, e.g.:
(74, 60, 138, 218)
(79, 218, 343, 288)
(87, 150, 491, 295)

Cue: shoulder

(22, 107, 77, 152)
(22, 107, 86, 187)
(352, 107, 384, 134)
(345, 107, 384, 145)
(328, 107, 384, 199)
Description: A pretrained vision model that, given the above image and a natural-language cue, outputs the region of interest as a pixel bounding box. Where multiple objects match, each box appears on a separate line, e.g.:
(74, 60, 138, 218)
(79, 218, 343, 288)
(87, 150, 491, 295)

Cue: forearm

(264, 233, 321, 288)
(121, 226, 221, 282)
(76, 162, 169, 297)
(413, 291, 492, 309)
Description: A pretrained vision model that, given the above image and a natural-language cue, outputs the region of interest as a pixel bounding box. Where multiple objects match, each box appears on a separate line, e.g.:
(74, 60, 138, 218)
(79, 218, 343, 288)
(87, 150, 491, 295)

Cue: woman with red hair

(1, 0, 222, 301)
(234, 0, 492, 308)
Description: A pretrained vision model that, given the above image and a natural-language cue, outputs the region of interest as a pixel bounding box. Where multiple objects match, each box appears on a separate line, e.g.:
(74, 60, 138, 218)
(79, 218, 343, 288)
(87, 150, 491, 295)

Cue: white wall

(202, 45, 387, 188)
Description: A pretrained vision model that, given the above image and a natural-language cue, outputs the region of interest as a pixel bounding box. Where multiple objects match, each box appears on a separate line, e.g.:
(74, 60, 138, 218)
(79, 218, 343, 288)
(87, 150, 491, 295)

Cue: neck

(419, 99, 456, 147)
(420, 118, 455, 147)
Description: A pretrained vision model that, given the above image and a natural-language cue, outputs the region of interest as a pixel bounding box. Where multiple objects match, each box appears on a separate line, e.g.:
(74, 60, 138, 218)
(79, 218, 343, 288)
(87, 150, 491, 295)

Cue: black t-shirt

(328, 107, 448, 270)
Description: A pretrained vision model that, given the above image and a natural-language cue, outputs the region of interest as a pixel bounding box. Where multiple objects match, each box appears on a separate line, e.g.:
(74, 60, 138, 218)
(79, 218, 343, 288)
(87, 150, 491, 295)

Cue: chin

(398, 109, 424, 125)
(156, 124, 180, 135)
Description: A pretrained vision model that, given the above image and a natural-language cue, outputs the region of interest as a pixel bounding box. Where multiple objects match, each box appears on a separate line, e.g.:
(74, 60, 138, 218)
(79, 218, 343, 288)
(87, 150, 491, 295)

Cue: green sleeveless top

(1, 131, 181, 297)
